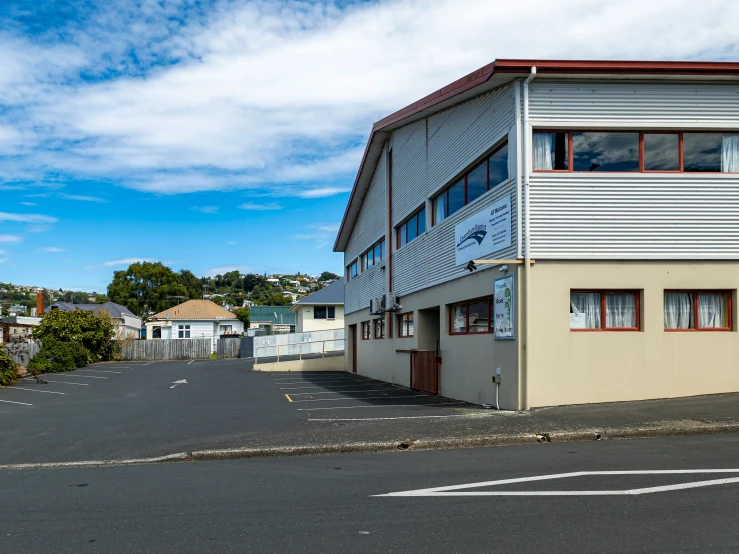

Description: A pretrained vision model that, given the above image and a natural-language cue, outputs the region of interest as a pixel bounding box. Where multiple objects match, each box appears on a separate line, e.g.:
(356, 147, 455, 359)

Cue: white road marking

(374, 470, 739, 497)
(280, 384, 381, 390)
(8, 387, 65, 395)
(187, 360, 194, 365)
(170, 379, 188, 389)
(309, 414, 472, 422)
(51, 374, 107, 380)
(297, 402, 466, 411)
(290, 394, 429, 403)
(0, 399, 33, 406)
(289, 389, 397, 396)
(143, 362, 153, 366)
(274, 380, 372, 386)
(77, 369, 122, 374)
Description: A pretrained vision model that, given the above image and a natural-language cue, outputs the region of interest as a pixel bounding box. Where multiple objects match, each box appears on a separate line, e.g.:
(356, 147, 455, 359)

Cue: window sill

(570, 328, 641, 332)
(449, 331, 494, 336)
(664, 328, 733, 332)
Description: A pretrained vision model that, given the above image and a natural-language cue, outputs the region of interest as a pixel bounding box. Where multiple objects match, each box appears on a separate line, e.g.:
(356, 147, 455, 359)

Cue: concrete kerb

(2, 422, 738, 471)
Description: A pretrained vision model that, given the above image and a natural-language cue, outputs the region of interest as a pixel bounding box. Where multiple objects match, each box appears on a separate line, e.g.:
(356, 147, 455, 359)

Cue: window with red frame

(346, 260, 358, 281)
(361, 321, 371, 340)
(664, 291, 732, 331)
(533, 131, 739, 173)
(397, 207, 426, 248)
(433, 141, 509, 225)
(570, 291, 641, 331)
(362, 239, 385, 270)
(373, 318, 385, 339)
(449, 297, 492, 335)
(398, 312, 414, 337)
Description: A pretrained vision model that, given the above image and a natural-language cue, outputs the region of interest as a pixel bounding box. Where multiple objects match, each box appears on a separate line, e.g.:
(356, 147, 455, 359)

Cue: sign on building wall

(454, 194, 512, 266)
(493, 274, 514, 340)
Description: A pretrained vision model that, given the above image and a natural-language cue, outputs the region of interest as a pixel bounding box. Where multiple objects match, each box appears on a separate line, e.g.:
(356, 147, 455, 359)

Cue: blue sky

(1, 0, 738, 291)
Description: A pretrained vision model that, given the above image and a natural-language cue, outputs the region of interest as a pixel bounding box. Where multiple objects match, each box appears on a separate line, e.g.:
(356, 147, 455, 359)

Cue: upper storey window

(533, 131, 739, 173)
(397, 206, 426, 248)
(433, 141, 509, 225)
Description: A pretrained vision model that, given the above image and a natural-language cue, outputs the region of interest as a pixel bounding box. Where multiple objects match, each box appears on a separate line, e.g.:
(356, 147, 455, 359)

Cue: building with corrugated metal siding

(334, 59, 739, 409)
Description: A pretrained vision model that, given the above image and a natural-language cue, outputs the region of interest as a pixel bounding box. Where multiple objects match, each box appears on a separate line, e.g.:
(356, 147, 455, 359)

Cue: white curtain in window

(698, 293, 725, 328)
(533, 133, 554, 170)
(606, 294, 637, 328)
(722, 135, 739, 173)
(434, 194, 447, 223)
(570, 293, 601, 329)
(664, 293, 693, 329)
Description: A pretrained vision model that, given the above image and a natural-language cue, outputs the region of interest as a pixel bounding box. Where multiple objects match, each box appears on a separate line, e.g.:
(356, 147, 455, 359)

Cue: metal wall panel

(345, 154, 386, 264)
(428, 84, 515, 196)
(393, 235, 427, 297)
(345, 277, 360, 314)
(391, 119, 427, 226)
(530, 173, 739, 258)
(529, 80, 739, 126)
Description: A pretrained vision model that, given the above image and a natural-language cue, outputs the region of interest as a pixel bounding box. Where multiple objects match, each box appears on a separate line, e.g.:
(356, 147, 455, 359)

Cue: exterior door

(350, 324, 358, 373)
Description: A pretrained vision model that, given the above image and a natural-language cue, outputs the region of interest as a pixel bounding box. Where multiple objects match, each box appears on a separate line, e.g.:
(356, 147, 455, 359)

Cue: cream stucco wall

(295, 305, 345, 333)
(345, 266, 522, 409)
(529, 261, 739, 408)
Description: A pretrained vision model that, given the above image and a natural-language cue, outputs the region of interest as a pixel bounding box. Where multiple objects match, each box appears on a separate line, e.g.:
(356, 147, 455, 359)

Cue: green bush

(28, 341, 91, 373)
(0, 345, 17, 387)
(33, 309, 116, 362)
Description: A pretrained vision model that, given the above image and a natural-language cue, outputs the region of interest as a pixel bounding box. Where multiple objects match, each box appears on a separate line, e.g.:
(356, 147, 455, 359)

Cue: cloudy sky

(1, 0, 738, 291)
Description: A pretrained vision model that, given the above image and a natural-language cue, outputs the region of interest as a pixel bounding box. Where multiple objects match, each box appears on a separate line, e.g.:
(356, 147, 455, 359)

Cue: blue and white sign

(454, 194, 512, 266)
(493, 274, 515, 340)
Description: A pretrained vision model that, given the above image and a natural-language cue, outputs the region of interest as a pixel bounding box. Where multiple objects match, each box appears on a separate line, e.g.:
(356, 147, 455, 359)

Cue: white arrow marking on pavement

(170, 379, 188, 389)
(374, 469, 739, 497)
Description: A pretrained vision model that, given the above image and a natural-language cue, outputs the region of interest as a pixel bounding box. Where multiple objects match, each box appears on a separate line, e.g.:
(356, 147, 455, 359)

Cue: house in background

(144, 299, 243, 352)
(291, 280, 344, 333)
(46, 301, 142, 338)
(248, 306, 295, 334)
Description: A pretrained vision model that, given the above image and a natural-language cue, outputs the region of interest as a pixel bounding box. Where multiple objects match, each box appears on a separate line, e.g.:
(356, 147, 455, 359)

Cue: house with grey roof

(290, 280, 344, 333)
(45, 301, 142, 339)
(248, 305, 296, 334)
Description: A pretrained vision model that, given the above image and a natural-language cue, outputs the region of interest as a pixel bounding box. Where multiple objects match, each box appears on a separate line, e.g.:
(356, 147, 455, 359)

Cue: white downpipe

(523, 66, 536, 411)
(514, 82, 522, 259)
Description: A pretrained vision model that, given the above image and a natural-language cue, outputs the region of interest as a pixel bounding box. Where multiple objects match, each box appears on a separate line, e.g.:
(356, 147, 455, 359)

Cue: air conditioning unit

(385, 292, 401, 312)
(370, 296, 384, 315)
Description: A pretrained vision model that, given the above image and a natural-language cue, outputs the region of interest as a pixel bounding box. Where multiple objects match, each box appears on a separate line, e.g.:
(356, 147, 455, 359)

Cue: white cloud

(102, 257, 157, 267)
(59, 194, 108, 203)
(310, 224, 340, 233)
(226, 241, 238, 245)
(0, 212, 57, 224)
(0, 234, 22, 243)
(2, 0, 739, 197)
(20, 201, 37, 206)
(191, 206, 219, 214)
(238, 202, 282, 211)
(206, 265, 252, 276)
(41, 246, 65, 253)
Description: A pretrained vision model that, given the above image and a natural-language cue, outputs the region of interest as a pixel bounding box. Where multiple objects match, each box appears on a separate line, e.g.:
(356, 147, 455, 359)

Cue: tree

(33, 309, 117, 362)
(73, 292, 89, 304)
(268, 293, 291, 306)
(234, 308, 250, 328)
(179, 269, 203, 301)
(107, 262, 188, 316)
(320, 271, 340, 281)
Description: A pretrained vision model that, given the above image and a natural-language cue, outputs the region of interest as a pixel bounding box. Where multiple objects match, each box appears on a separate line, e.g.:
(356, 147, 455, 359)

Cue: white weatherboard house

(291, 280, 345, 333)
(335, 59, 739, 410)
(145, 299, 243, 352)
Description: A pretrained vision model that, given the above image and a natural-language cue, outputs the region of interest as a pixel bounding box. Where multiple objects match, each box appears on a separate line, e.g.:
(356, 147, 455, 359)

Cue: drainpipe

(523, 66, 536, 411)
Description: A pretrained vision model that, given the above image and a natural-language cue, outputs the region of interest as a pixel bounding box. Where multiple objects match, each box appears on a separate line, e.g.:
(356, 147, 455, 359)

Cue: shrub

(0, 345, 17, 386)
(28, 341, 91, 373)
(33, 309, 116, 362)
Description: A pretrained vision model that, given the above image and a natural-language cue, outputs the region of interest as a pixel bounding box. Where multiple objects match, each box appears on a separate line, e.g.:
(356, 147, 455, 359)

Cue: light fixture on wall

(498, 265, 509, 273)
(466, 261, 477, 272)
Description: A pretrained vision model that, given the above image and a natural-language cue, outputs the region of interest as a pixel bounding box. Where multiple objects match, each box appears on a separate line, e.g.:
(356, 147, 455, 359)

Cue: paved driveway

(0, 360, 482, 464)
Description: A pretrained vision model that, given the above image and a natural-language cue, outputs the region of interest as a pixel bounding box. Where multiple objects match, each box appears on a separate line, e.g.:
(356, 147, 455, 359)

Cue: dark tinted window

(417, 208, 426, 235)
(328, 306, 335, 319)
(489, 143, 510, 184)
(644, 133, 679, 171)
(448, 179, 465, 216)
(572, 132, 639, 172)
(314, 306, 327, 319)
(684, 133, 722, 172)
(466, 161, 487, 204)
(407, 213, 418, 242)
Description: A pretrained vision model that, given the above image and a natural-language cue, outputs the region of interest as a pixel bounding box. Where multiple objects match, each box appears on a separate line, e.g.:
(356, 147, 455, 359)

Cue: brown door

(350, 325, 358, 373)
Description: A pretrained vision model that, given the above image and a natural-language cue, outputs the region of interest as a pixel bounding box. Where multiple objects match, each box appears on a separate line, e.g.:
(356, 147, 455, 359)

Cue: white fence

(254, 328, 344, 360)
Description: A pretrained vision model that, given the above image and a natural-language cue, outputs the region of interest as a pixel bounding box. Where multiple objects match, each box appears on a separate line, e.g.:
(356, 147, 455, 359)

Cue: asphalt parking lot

(0, 360, 484, 465)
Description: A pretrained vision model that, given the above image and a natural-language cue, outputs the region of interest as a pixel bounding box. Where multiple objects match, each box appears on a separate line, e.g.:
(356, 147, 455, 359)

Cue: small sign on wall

(493, 274, 515, 340)
(454, 194, 512, 266)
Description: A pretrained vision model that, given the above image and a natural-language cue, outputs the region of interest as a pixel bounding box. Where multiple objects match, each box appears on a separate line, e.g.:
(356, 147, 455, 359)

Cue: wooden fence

(4, 341, 40, 366)
(217, 338, 241, 359)
(119, 338, 213, 361)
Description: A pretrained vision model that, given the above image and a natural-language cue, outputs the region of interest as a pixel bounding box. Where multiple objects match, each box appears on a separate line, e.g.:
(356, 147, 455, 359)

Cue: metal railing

(255, 339, 345, 362)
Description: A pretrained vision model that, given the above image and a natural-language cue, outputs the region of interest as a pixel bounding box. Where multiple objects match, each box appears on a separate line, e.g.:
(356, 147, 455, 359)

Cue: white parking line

(50, 374, 107, 379)
(289, 389, 397, 396)
(297, 402, 466, 411)
(77, 369, 122, 374)
(0, 399, 33, 406)
(280, 384, 385, 390)
(290, 394, 428, 403)
(274, 380, 368, 385)
(309, 414, 471, 421)
(8, 387, 65, 395)
(27, 379, 88, 386)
